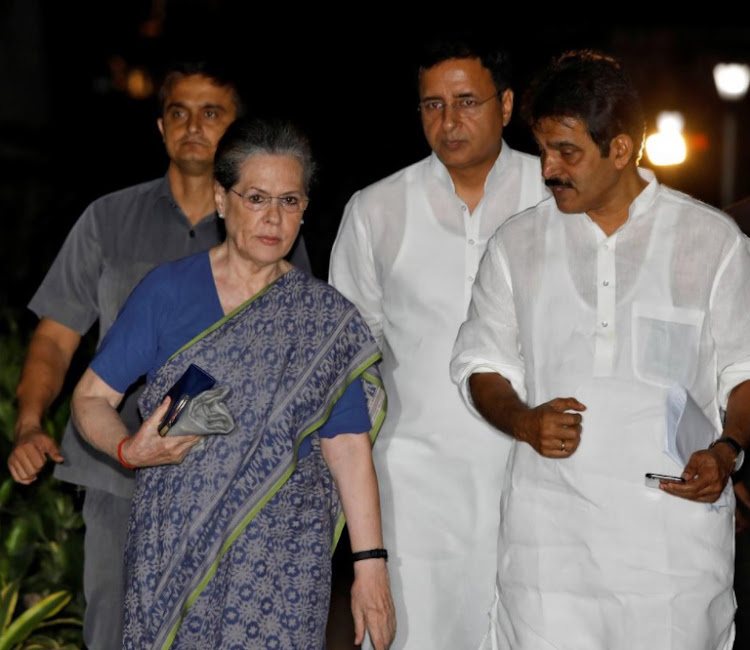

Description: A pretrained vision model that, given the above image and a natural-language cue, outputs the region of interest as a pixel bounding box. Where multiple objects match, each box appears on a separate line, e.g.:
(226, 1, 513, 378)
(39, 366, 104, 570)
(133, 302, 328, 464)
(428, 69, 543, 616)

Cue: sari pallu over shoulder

(125, 268, 386, 650)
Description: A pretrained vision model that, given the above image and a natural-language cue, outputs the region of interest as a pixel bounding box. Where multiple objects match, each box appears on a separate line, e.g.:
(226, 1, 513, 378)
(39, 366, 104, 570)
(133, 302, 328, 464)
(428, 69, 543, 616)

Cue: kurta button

(468, 239, 475, 245)
(601, 321, 608, 327)
(603, 243, 609, 250)
(602, 280, 609, 286)
(468, 276, 474, 282)
(462, 206, 467, 211)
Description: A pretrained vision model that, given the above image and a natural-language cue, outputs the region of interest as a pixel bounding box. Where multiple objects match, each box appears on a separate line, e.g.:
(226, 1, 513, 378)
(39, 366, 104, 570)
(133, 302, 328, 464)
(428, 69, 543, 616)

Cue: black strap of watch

(351, 548, 388, 562)
(710, 436, 742, 456)
(709, 436, 745, 473)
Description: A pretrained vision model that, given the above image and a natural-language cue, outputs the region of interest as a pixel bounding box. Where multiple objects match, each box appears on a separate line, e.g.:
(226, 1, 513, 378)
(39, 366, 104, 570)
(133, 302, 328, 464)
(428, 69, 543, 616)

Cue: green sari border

(166, 277, 280, 363)
(330, 365, 387, 552)
(160, 350, 386, 650)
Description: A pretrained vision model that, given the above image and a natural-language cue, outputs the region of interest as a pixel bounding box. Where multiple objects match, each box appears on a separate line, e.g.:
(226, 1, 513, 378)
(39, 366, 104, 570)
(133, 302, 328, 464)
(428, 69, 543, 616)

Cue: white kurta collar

(629, 166, 660, 222)
(577, 166, 661, 241)
(427, 140, 510, 194)
(484, 140, 513, 192)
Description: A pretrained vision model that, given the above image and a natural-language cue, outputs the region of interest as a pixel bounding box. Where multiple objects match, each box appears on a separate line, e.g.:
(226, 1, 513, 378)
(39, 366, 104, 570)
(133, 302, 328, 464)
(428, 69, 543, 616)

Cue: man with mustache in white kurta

(451, 49, 750, 650)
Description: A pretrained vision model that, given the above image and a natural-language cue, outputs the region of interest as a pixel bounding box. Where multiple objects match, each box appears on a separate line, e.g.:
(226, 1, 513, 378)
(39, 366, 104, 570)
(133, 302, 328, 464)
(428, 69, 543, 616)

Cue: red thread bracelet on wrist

(117, 437, 136, 470)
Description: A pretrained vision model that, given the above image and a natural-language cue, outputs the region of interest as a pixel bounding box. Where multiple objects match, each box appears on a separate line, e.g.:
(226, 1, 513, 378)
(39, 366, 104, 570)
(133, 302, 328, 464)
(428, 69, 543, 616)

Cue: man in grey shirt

(7, 60, 310, 649)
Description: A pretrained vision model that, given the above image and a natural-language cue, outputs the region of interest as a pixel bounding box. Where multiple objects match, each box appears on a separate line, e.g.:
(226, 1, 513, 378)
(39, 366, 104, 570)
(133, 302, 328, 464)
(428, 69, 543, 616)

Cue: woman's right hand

(119, 397, 201, 468)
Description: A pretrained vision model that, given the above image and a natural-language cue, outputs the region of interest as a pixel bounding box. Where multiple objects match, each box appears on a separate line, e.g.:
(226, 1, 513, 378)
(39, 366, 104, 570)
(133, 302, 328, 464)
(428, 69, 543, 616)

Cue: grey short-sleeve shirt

(30, 175, 310, 497)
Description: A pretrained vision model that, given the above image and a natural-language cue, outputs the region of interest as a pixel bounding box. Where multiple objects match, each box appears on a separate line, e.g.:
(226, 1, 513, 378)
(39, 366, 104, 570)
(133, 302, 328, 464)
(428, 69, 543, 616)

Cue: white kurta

(329, 145, 547, 649)
(451, 169, 750, 650)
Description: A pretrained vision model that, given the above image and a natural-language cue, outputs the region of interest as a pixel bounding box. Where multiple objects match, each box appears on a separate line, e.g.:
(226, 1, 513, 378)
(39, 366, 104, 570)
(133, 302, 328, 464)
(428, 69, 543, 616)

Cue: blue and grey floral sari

(123, 268, 385, 650)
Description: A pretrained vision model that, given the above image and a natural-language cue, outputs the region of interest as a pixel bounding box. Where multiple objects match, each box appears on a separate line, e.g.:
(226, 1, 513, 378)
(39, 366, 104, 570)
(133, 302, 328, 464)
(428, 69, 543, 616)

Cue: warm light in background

(714, 62, 750, 206)
(126, 68, 153, 100)
(645, 111, 687, 166)
(713, 63, 750, 101)
(656, 112, 684, 134)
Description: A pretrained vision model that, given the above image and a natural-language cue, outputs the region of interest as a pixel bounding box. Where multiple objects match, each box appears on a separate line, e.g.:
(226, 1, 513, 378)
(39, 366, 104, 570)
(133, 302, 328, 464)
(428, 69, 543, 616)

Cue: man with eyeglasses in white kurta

(329, 35, 547, 649)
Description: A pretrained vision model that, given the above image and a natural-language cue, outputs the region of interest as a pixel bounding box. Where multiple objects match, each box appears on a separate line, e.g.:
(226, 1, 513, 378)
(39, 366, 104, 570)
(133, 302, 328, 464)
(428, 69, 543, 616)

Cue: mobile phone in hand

(158, 363, 216, 436)
(645, 472, 686, 489)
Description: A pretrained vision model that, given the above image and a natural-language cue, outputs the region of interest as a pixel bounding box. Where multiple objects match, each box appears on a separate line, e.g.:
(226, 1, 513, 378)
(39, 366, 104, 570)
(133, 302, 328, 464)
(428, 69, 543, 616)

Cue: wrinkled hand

(661, 446, 733, 503)
(351, 560, 396, 650)
(8, 427, 64, 484)
(120, 397, 201, 468)
(513, 397, 586, 458)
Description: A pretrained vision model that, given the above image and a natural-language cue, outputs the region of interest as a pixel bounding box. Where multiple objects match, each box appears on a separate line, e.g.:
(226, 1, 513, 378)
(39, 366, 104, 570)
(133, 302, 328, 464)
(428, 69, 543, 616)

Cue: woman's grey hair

(214, 117, 317, 193)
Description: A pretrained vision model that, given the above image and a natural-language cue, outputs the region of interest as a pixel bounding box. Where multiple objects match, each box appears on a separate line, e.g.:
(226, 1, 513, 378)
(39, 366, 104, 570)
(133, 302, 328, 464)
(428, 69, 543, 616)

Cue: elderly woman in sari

(71, 117, 396, 650)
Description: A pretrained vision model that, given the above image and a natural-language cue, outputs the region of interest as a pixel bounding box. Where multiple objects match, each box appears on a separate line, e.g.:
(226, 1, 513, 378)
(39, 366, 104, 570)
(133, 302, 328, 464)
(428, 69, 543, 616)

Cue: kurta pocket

(631, 302, 705, 388)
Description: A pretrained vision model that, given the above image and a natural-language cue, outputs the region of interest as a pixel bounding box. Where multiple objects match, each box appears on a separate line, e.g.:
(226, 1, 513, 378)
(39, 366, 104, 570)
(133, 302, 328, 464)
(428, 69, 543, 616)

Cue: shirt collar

(485, 140, 512, 190)
(155, 173, 175, 205)
(158, 172, 219, 228)
(574, 166, 660, 239)
(427, 140, 508, 193)
(629, 167, 659, 221)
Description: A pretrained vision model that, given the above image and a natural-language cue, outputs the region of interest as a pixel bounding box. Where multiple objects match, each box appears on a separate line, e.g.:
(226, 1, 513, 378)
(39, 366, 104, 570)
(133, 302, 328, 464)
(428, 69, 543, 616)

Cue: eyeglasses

(229, 188, 309, 213)
(418, 93, 499, 120)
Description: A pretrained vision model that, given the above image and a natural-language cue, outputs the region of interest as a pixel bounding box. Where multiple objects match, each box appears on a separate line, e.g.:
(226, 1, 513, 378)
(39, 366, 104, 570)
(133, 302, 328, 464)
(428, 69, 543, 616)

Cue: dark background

(3, 7, 750, 647)
(3, 6, 750, 315)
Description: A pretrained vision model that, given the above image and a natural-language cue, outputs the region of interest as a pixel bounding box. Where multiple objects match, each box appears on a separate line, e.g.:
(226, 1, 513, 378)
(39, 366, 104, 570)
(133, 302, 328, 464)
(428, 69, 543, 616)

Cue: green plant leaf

(0, 479, 14, 508)
(0, 326, 84, 649)
(0, 591, 71, 650)
(3, 518, 34, 556)
(0, 581, 19, 632)
(18, 635, 57, 649)
(19, 632, 82, 649)
(1, 519, 35, 585)
(35, 617, 82, 629)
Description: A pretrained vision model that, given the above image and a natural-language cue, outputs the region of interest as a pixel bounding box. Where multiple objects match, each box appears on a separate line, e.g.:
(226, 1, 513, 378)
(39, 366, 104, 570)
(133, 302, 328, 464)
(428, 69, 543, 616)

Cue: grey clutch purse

(160, 384, 236, 437)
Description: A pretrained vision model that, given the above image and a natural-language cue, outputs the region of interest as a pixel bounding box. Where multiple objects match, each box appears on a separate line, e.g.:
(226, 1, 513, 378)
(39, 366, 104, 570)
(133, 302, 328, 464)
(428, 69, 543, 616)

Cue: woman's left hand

(351, 558, 396, 650)
(72, 368, 201, 468)
(122, 396, 202, 468)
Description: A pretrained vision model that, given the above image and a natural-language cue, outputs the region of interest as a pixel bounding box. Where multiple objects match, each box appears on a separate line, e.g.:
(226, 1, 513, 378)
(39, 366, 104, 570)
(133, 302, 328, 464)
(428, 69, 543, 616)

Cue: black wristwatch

(351, 548, 388, 562)
(709, 436, 745, 473)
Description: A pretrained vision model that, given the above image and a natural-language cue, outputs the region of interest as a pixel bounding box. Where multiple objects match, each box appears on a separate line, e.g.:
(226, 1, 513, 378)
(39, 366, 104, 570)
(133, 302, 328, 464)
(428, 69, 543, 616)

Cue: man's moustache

(545, 178, 574, 189)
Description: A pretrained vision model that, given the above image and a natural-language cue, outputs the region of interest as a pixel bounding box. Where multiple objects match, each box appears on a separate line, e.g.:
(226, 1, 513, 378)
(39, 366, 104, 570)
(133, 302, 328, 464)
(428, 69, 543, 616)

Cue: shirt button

(461, 206, 468, 212)
(603, 243, 609, 250)
(189, 229, 196, 238)
(602, 280, 609, 286)
(468, 239, 475, 245)
(468, 276, 474, 282)
(601, 321, 609, 328)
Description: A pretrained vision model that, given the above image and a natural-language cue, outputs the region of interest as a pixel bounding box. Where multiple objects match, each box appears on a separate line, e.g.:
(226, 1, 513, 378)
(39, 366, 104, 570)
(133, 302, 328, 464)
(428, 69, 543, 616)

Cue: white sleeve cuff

(454, 360, 526, 419)
(718, 360, 750, 408)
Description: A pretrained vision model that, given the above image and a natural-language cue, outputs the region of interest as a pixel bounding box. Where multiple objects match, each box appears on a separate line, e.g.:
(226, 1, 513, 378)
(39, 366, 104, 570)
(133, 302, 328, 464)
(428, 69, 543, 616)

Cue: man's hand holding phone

(644, 472, 685, 489)
(655, 446, 734, 503)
